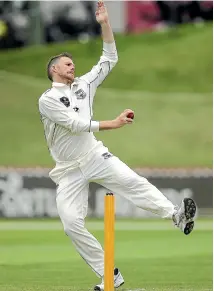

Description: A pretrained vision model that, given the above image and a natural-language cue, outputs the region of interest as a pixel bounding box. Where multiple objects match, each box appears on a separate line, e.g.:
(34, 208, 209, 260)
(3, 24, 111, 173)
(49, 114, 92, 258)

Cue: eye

(66, 63, 74, 68)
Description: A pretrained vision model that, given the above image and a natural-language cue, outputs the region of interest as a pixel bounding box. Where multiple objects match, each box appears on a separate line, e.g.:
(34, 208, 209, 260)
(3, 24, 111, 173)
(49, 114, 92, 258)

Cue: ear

(51, 64, 57, 74)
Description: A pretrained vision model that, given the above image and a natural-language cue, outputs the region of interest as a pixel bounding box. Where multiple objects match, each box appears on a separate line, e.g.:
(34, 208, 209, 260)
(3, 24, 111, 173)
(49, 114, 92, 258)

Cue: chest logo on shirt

(75, 89, 86, 99)
(102, 152, 113, 160)
(60, 97, 70, 107)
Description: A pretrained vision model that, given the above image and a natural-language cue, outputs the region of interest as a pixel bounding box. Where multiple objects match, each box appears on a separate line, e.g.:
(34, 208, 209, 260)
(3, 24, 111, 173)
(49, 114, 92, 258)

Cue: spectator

(156, 1, 212, 28)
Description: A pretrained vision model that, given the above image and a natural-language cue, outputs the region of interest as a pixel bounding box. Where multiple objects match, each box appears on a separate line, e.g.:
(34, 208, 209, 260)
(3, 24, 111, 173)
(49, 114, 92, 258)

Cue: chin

(67, 76, 75, 83)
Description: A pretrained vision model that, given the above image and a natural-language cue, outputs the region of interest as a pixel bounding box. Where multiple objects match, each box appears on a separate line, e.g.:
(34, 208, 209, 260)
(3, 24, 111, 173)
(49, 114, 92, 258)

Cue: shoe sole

(183, 198, 196, 235)
(184, 221, 195, 235)
(94, 281, 124, 291)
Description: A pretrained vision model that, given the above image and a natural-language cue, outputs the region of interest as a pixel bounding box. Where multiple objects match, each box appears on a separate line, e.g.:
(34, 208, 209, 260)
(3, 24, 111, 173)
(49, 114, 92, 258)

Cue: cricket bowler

(38, 1, 197, 290)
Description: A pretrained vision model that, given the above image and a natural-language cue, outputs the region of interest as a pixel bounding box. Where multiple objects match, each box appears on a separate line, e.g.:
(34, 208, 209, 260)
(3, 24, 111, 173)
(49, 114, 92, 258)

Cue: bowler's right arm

(39, 96, 134, 133)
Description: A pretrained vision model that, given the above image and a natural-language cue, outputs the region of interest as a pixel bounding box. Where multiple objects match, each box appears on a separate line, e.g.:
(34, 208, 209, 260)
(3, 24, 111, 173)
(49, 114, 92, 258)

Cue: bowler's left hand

(95, 1, 109, 24)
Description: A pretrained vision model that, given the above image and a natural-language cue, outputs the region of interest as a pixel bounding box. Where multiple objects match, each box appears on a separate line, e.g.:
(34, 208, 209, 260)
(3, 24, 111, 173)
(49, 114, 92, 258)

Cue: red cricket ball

(127, 112, 134, 119)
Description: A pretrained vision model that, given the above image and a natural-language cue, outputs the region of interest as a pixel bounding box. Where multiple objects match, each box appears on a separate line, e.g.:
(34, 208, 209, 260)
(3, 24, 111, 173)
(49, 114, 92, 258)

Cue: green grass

(0, 24, 212, 167)
(0, 24, 212, 93)
(0, 219, 212, 291)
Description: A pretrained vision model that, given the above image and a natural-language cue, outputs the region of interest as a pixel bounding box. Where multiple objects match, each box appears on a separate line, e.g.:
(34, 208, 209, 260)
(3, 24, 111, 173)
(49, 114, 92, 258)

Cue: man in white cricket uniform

(38, 2, 197, 290)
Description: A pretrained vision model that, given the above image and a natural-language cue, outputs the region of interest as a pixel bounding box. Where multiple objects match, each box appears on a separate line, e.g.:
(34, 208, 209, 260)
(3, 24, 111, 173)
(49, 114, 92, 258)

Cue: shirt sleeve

(79, 42, 118, 97)
(39, 96, 99, 133)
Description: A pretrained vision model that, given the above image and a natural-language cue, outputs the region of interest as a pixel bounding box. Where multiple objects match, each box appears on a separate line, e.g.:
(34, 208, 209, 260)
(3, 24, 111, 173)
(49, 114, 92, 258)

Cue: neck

(53, 76, 73, 86)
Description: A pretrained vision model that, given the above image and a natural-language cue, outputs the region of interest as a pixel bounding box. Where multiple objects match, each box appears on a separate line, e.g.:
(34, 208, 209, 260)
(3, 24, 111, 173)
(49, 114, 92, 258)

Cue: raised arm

(96, 0, 114, 44)
(80, 1, 118, 97)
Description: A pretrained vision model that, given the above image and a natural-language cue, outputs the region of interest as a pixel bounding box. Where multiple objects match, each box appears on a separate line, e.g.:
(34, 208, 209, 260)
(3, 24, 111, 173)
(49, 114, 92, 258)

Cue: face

(53, 57, 75, 82)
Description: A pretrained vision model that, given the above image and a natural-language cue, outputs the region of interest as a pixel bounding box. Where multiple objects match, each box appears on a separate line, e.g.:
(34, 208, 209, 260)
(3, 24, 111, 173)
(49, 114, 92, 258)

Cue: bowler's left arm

(80, 1, 118, 98)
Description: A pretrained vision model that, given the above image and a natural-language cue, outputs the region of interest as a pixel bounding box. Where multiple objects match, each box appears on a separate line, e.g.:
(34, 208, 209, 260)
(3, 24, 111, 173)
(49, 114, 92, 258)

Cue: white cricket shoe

(173, 198, 196, 235)
(94, 268, 124, 291)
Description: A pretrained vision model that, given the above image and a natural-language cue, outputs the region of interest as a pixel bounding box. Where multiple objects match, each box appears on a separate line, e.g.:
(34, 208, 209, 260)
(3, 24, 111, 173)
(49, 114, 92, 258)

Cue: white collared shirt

(38, 42, 118, 183)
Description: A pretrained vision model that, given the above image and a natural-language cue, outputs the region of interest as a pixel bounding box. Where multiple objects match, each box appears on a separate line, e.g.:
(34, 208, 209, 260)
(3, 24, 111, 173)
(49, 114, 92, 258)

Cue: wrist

(100, 20, 110, 27)
(111, 119, 118, 129)
(99, 120, 118, 131)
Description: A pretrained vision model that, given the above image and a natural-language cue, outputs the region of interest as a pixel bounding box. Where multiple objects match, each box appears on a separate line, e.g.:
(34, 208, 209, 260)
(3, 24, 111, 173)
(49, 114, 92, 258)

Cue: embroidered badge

(60, 97, 70, 107)
(75, 89, 86, 99)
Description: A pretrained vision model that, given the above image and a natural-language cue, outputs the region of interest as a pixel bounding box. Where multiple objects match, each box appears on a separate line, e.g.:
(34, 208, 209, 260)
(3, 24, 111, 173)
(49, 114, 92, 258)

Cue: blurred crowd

(0, 1, 212, 50)
(155, 1, 213, 29)
(0, 1, 100, 49)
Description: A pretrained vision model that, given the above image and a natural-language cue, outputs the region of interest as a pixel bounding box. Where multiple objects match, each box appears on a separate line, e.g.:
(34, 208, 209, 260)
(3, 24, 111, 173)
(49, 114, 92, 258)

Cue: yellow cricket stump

(104, 193, 115, 291)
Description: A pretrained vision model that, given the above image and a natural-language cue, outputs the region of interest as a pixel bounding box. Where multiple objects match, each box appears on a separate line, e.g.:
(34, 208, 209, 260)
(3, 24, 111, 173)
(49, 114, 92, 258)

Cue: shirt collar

(52, 80, 78, 88)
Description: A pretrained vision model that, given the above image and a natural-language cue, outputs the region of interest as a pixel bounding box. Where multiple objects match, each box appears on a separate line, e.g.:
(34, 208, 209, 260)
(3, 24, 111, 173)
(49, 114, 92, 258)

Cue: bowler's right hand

(112, 109, 134, 128)
(99, 109, 134, 131)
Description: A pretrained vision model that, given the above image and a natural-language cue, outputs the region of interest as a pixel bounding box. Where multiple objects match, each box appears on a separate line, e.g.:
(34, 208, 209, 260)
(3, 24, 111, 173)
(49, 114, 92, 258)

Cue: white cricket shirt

(39, 42, 118, 183)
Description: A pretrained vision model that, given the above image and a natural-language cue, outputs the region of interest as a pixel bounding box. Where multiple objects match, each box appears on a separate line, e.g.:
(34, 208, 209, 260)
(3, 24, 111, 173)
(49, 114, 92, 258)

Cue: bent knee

(63, 217, 84, 236)
(59, 208, 83, 233)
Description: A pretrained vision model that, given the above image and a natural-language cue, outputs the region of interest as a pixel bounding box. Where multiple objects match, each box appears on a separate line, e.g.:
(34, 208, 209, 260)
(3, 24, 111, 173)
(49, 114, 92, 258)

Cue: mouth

(68, 72, 75, 78)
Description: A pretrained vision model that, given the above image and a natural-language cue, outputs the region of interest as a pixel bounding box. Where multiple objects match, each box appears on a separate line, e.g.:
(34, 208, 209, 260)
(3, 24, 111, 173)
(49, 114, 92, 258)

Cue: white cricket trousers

(56, 152, 175, 278)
